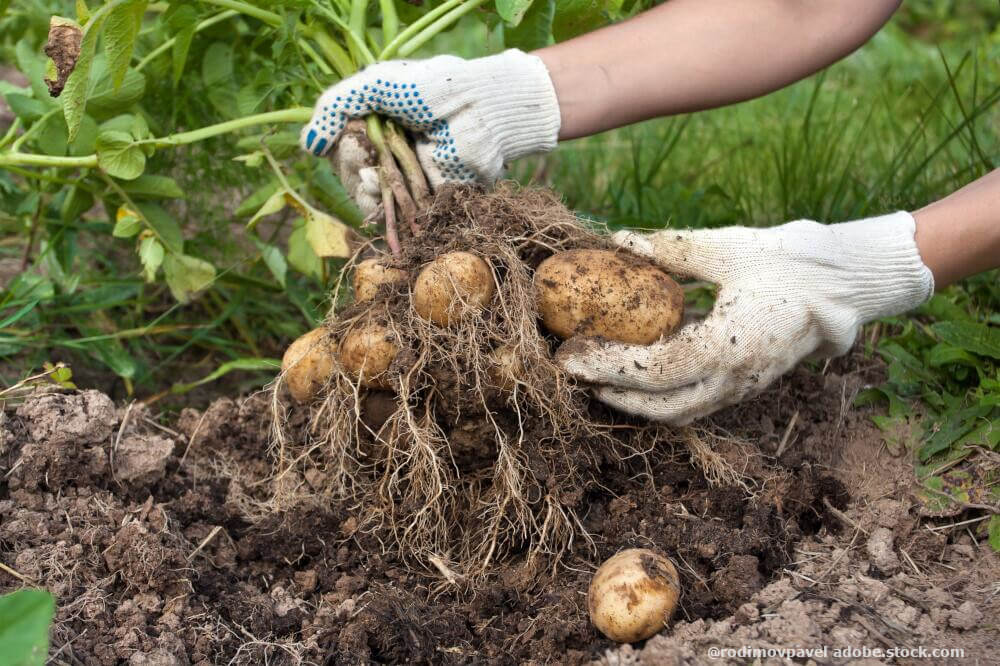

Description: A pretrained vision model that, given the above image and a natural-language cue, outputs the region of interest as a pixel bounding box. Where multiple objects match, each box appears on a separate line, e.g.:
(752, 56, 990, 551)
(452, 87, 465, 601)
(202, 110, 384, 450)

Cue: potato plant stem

(135, 10, 240, 72)
(385, 123, 431, 210)
(397, 0, 489, 58)
(379, 0, 469, 59)
(0, 109, 313, 170)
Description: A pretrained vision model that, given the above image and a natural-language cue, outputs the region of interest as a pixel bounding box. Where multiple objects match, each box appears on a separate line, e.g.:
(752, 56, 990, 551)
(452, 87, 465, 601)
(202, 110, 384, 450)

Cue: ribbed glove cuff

(829, 211, 935, 325)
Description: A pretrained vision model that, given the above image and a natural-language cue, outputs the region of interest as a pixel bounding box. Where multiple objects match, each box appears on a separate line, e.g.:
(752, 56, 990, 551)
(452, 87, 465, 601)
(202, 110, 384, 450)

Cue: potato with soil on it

(282, 328, 337, 403)
(412, 251, 496, 326)
(353, 258, 408, 303)
(488, 343, 524, 392)
(534, 249, 684, 345)
(588, 548, 681, 643)
(339, 320, 400, 389)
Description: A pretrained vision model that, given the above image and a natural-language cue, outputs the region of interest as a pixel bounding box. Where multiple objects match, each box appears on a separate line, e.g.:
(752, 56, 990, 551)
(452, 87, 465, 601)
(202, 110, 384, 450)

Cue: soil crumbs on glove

(3, 351, 997, 665)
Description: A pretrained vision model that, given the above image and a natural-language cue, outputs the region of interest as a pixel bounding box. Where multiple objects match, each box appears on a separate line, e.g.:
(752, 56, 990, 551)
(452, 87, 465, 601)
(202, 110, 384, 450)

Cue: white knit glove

(300, 49, 561, 187)
(556, 212, 935, 424)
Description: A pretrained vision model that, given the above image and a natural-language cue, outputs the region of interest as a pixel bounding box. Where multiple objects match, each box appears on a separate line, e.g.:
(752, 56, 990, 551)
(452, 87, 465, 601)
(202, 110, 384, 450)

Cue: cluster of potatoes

(281, 249, 686, 643)
(282, 248, 684, 401)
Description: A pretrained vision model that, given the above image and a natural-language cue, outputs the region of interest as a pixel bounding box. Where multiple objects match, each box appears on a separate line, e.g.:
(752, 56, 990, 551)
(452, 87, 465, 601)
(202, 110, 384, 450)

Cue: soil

(3, 349, 997, 665)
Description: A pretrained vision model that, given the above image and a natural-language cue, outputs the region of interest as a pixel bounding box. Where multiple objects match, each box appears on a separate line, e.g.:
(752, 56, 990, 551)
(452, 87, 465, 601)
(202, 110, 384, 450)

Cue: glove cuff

(474, 49, 561, 162)
(830, 211, 935, 324)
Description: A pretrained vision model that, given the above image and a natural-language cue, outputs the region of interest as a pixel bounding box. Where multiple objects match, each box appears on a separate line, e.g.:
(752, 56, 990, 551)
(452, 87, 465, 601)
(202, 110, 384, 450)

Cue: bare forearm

(913, 169, 1000, 289)
(535, 0, 901, 139)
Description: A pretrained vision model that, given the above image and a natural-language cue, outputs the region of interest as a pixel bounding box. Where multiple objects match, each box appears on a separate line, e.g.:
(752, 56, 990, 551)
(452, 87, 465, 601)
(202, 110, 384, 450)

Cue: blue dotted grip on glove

(303, 79, 476, 182)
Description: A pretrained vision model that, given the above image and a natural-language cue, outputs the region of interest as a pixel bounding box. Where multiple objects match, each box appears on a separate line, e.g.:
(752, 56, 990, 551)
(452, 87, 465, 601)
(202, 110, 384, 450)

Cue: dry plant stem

(376, 144, 419, 236)
(385, 123, 432, 211)
(378, 168, 402, 257)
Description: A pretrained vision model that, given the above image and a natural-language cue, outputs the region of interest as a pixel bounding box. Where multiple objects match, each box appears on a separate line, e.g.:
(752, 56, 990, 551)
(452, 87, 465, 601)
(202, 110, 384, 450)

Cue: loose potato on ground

(588, 548, 680, 643)
(339, 321, 400, 389)
(413, 251, 496, 326)
(281, 328, 337, 403)
(353, 258, 408, 303)
(534, 249, 683, 345)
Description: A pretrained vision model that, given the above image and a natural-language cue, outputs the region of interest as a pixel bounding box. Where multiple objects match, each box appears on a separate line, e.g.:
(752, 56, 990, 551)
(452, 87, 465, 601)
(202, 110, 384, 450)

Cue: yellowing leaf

(163, 253, 216, 303)
(305, 210, 351, 258)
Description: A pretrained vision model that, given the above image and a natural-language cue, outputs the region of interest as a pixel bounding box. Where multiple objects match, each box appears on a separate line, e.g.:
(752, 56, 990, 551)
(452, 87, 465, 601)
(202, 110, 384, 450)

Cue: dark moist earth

(1, 352, 997, 665)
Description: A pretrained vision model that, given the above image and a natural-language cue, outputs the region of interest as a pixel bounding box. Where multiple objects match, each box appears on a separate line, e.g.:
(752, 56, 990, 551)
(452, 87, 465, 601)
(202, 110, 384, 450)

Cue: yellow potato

(534, 249, 683, 345)
(339, 321, 400, 389)
(281, 328, 337, 403)
(413, 251, 495, 326)
(353, 258, 408, 303)
(588, 548, 680, 643)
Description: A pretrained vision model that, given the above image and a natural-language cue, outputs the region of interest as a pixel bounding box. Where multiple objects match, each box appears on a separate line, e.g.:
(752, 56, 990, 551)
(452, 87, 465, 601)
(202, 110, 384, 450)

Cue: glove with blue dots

(300, 49, 561, 187)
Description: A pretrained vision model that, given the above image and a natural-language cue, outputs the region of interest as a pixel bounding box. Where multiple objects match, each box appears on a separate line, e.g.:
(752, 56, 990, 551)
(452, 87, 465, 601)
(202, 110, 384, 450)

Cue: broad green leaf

(202, 42, 234, 87)
(163, 253, 216, 303)
(309, 162, 364, 228)
(254, 238, 287, 287)
(305, 210, 351, 258)
(92, 338, 137, 379)
(989, 515, 1000, 552)
(505, 0, 555, 51)
(918, 404, 993, 461)
(932, 321, 1000, 360)
(68, 114, 99, 155)
(16, 39, 58, 103)
(60, 185, 94, 222)
(36, 112, 68, 156)
(0, 589, 55, 666)
(926, 343, 981, 369)
(61, 14, 106, 142)
(202, 42, 237, 118)
(3, 94, 49, 121)
(166, 5, 198, 85)
(86, 67, 146, 118)
(553, 0, 621, 41)
(104, 0, 147, 89)
(236, 179, 282, 217)
(287, 218, 321, 279)
(113, 206, 142, 237)
(96, 130, 146, 179)
(138, 235, 164, 281)
(135, 202, 183, 253)
(246, 190, 287, 230)
(919, 293, 972, 322)
(121, 175, 185, 199)
(497, 0, 535, 26)
(76, 0, 90, 24)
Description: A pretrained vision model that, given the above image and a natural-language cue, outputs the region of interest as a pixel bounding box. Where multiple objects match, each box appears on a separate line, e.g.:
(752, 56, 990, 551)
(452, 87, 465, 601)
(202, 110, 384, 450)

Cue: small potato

(588, 548, 680, 643)
(534, 249, 683, 345)
(488, 343, 524, 392)
(282, 328, 337, 403)
(353, 258, 407, 303)
(413, 251, 495, 326)
(339, 321, 400, 389)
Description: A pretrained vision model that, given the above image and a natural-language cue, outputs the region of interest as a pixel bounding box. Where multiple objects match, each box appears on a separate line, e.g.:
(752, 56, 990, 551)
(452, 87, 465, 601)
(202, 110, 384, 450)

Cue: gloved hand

(556, 212, 935, 424)
(300, 49, 561, 187)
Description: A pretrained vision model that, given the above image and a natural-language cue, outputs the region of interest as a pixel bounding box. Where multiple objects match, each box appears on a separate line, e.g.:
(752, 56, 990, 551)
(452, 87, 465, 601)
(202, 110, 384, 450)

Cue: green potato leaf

(932, 321, 1000, 360)
(0, 589, 55, 666)
(105, 0, 148, 90)
(497, 0, 535, 26)
(61, 14, 106, 142)
(96, 130, 146, 180)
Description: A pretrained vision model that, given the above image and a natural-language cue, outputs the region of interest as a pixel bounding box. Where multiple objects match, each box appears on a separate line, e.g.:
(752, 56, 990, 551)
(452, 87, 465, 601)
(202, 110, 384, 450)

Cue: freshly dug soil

(4, 350, 996, 664)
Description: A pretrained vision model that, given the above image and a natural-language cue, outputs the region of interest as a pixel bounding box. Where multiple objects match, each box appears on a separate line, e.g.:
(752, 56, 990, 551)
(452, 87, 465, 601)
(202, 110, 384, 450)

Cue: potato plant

(0, 0, 633, 300)
(1, 0, 685, 578)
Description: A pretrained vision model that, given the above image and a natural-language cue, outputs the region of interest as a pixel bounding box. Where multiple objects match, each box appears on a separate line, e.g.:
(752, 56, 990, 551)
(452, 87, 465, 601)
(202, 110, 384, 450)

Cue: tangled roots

(271, 184, 681, 579)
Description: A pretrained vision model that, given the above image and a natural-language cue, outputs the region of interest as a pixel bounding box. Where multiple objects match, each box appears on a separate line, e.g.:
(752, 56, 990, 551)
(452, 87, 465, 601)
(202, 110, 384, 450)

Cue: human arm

(301, 0, 903, 183)
(914, 168, 1000, 288)
(538, 0, 903, 139)
(557, 169, 1000, 425)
